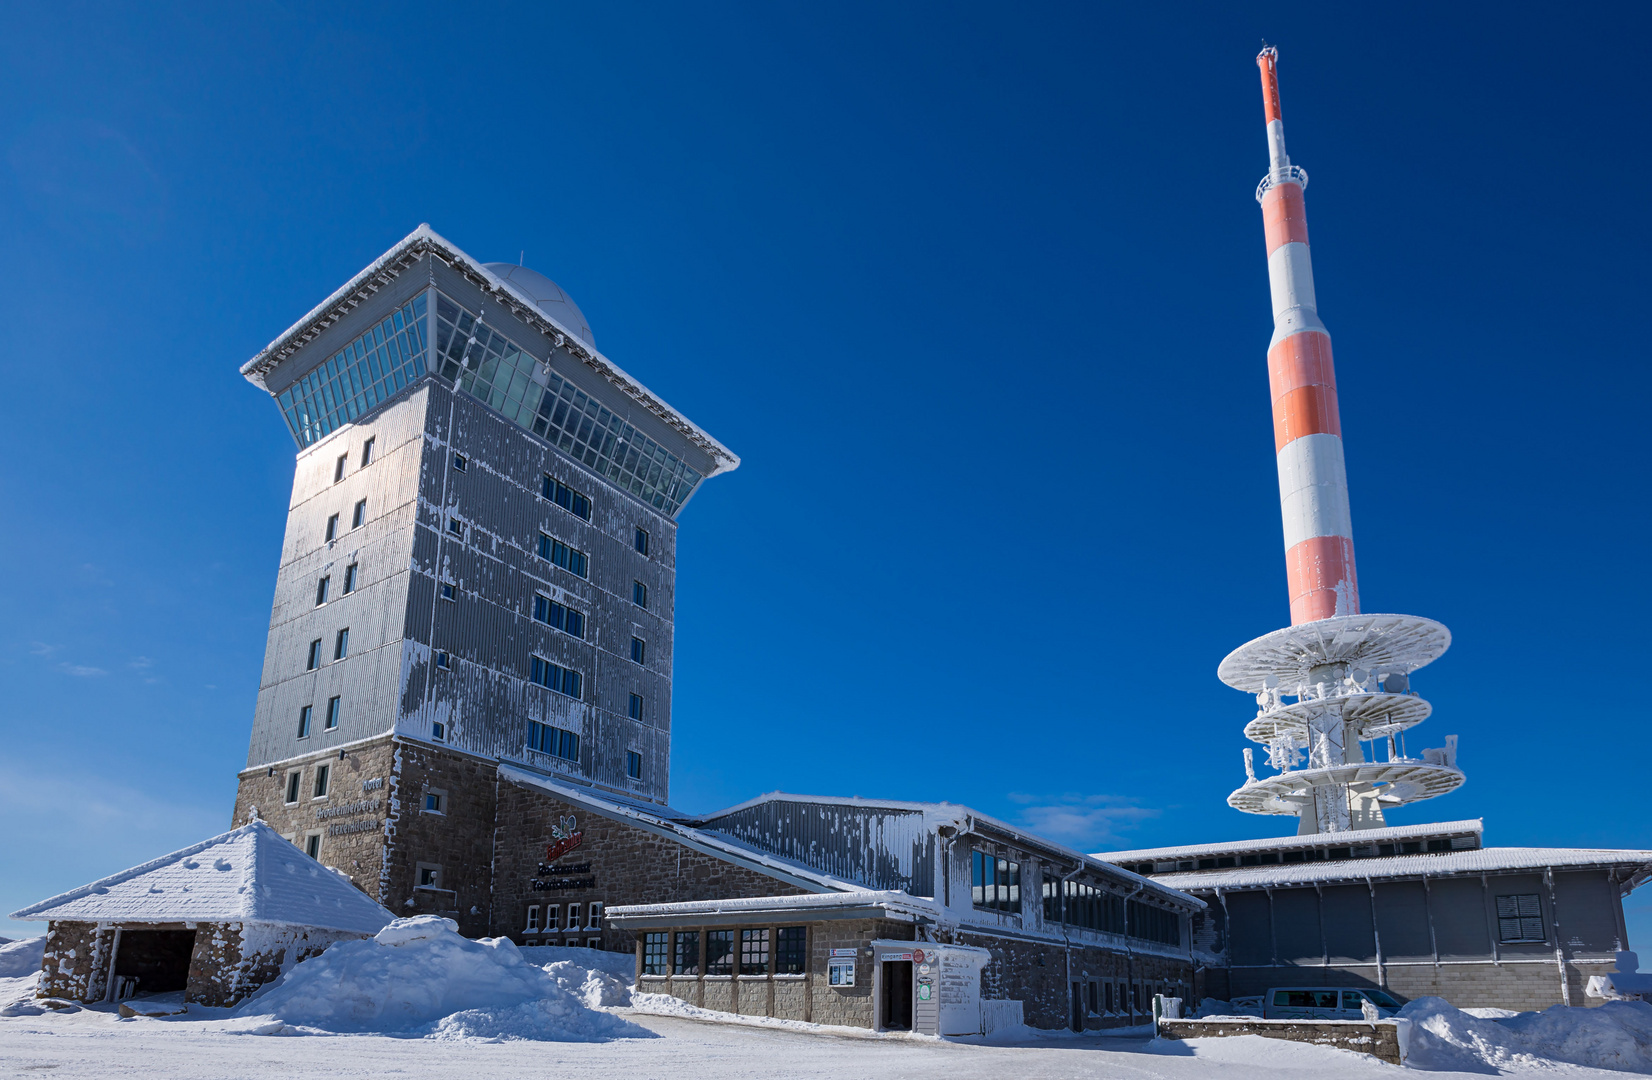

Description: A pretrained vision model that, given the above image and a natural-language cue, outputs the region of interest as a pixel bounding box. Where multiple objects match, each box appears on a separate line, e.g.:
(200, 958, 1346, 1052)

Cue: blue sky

(1, 2, 1647, 944)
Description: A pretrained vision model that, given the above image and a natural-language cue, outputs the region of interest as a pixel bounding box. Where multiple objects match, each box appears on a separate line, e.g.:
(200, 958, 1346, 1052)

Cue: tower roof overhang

(239, 224, 739, 479)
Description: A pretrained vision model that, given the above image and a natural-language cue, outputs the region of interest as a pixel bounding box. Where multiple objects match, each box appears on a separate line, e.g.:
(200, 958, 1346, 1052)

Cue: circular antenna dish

(1218, 614, 1451, 693)
(484, 262, 595, 348)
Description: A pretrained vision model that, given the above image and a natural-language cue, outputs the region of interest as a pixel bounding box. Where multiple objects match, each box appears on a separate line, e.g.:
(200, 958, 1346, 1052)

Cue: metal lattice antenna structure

(1224, 49, 1464, 834)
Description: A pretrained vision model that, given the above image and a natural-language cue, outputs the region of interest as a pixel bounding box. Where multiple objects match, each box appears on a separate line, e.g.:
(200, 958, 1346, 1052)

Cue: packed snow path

(0, 1009, 1644, 1080)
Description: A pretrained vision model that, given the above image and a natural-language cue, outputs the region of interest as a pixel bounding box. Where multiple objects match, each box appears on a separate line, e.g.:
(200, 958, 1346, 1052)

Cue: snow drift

(233, 916, 650, 1041)
(1401, 995, 1652, 1072)
(0, 937, 45, 979)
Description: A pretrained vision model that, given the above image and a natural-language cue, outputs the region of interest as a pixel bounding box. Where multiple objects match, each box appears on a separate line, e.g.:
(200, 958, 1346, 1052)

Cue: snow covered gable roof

(9, 821, 394, 935)
(1095, 819, 1485, 866)
(498, 766, 861, 895)
(1147, 846, 1652, 893)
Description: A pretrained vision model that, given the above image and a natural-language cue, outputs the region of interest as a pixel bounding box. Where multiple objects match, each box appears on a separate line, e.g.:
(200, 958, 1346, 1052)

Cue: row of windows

(542, 474, 592, 521)
(532, 593, 586, 639)
(334, 437, 376, 482)
(526, 901, 605, 933)
(537, 532, 589, 578)
(316, 564, 360, 605)
(1127, 900, 1181, 947)
(279, 295, 428, 448)
(529, 656, 582, 700)
(1042, 880, 1127, 936)
(296, 697, 342, 738)
(306, 629, 351, 670)
(284, 762, 332, 804)
(641, 927, 807, 977)
(528, 719, 580, 761)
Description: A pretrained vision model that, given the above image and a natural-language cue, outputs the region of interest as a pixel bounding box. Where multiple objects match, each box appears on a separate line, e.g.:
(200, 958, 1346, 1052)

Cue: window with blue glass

(432, 293, 702, 515)
(325, 696, 341, 730)
(626, 751, 643, 780)
(632, 581, 647, 608)
(529, 656, 582, 699)
(528, 720, 579, 761)
(276, 295, 429, 448)
(297, 705, 312, 739)
(628, 693, 643, 721)
(532, 593, 585, 639)
(542, 475, 591, 520)
(536, 533, 588, 578)
(630, 637, 646, 665)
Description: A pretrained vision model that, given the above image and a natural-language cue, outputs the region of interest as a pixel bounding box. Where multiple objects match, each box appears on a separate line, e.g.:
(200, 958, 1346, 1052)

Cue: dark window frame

(971, 849, 1021, 913)
(705, 929, 735, 977)
(626, 750, 643, 780)
(1496, 893, 1547, 943)
(643, 932, 670, 976)
(325, 695, 341, 730)
(297, 705, 312, 739)
(739, 928, 770, 976)
(542, 475, 592, 521)
(634, 527, 650, 556)
(776, 926, 807, 975)
(352, 498, 367, 529)
(632, 581, 648, 608)
(535, 533, 588, 578)
(673, 931, 701, 976)
(631, 637, 646, 665)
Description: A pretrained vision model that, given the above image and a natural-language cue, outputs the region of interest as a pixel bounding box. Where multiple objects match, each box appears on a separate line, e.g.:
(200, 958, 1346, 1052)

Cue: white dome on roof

(484, 262, 594, 347)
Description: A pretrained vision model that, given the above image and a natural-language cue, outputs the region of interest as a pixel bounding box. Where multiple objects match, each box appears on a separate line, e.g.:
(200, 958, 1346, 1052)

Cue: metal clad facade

(703, 801, 937, 897)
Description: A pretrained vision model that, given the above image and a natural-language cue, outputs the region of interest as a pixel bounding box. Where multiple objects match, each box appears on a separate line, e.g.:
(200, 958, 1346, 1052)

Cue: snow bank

(233, 916, 650, 1041)
(0, 937, 45, 979)
(1401, 995, 1652, 1072)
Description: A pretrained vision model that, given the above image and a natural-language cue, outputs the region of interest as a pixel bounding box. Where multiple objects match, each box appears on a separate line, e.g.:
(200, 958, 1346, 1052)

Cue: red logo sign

(545, 832, 583, 863)
(912, 949, 926, 964)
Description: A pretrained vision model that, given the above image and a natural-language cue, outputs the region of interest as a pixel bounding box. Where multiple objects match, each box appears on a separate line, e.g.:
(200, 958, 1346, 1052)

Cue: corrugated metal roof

(1094, 819, 1484, 863)
(1149, 847, 1652, 892)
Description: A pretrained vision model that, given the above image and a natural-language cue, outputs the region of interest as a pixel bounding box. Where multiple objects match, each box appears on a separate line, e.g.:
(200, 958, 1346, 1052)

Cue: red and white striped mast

(1219, 47, 1464, 835)
(1256, 45, 1356, 626)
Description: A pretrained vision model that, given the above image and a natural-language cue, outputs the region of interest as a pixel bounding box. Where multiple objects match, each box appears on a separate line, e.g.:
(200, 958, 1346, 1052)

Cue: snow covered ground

(1, 922, 1647, 1078)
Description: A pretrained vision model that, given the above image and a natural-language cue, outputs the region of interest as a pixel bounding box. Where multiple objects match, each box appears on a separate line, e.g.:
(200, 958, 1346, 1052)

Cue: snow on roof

(1094, 819, 1485, 863)
(1148, 847, 1652, 893)
(239, 224, 738, 477)
(9, 821, 394, 934)
(699, 791, 1204, 912)
(607, 890, 943, 923)
(498, 766, 860, 895)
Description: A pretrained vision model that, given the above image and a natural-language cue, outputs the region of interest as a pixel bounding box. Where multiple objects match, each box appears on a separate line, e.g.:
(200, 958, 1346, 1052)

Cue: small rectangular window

(627, 751, 643, 780)
(436, 650, 451, 670)
(441, 582, 456, 601)
(628, 693, 643, 721)
(306, 639, 322, 671)
(529, 656, 582, 700)
(632, 581, 648, 608)
(566, 903, 581, 931)
(587, 902, 603, 929)
(448, 518, 464, 538)
(313, 763, 330, 799)
(634, 527, 649, 556)
(285, 771, 301, 804)
(334, 628, 349, 660)
(315, 576, 330, 605)
(542, 475, 591, 520)
(343, 564, 358, 594)
(334, 454, 347, 483)
(1496, 893, 1546, 943)
(586, 937, 601, 950)
(352, 499, 367, 529)
(536, 533, 588, 578)
(776, 926, 807, 975)
(705, 930, 734, 976)
(643, 932, 670, 975)
(674, 931, 701, 976)
(417, 864, 441, 889)
(424, 789, 445, 814)
(360, 438, 374, 466)
(297, 705, 312, 739)
(306, 833, 321, 859)
(432, 720, 446, 741)
(452, 453, 467, 471)
(630, 637, 646, 665)
(325, 695, 341, 729)
(325, 513, 339, 542)
(546, 904, 561, 931)
(527, 905, 541, 931)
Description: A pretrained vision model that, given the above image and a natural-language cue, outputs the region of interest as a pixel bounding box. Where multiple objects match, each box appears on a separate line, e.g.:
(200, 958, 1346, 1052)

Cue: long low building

(1095, 820, 1652, 1011)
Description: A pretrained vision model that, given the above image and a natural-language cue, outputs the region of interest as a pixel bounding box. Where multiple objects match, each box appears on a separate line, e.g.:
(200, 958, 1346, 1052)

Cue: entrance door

(1071, 981, 1084, 1031)
(881, 960, 912, 1030)
(112, 929, 196, 999)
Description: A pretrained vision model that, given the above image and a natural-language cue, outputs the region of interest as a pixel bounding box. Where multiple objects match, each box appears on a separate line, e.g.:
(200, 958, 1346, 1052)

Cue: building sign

(829, 948, 857, 957)
(545, 815, 583, 863)
(828, 958, 856, 986)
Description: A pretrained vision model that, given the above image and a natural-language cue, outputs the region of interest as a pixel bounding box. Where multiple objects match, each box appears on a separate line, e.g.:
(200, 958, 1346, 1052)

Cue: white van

(1262, 987, 1401, 1020)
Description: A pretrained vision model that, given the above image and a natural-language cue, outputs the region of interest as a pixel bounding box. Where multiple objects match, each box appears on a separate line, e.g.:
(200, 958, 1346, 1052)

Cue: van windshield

(1362, 989, 1401, 1008)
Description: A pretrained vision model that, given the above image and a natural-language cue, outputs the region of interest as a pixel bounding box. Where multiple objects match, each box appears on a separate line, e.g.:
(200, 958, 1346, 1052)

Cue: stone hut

(10, 820, 393, 1007)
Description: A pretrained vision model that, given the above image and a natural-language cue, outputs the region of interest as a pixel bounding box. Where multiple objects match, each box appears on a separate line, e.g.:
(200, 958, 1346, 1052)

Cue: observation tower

(1223, 48, 1464, 835)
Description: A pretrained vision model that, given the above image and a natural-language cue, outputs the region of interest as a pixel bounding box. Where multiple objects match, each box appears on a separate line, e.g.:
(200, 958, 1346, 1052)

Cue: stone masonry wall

(491, 776, 808, 953)
(37, 922, 110, 1002)
(946, 928, 1194, 1031)
(1159, 1017, 1407, 1066)
(233, 735, 397, 899)
(387, 741, 500, 938)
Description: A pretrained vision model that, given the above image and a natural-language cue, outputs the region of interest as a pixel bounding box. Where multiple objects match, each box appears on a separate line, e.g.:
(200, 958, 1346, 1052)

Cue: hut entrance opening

(112, 929, 196, 998)
(880, 959, 912, 1030)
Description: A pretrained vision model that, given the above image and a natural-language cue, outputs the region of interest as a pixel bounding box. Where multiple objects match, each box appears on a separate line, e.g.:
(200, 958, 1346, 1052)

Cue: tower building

(232, 226, 737, 925)
(1223, 47, 1464, 836)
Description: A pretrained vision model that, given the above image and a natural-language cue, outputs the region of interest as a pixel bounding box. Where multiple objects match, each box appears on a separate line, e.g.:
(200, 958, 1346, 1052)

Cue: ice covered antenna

(1258, 46, 1288, 175)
